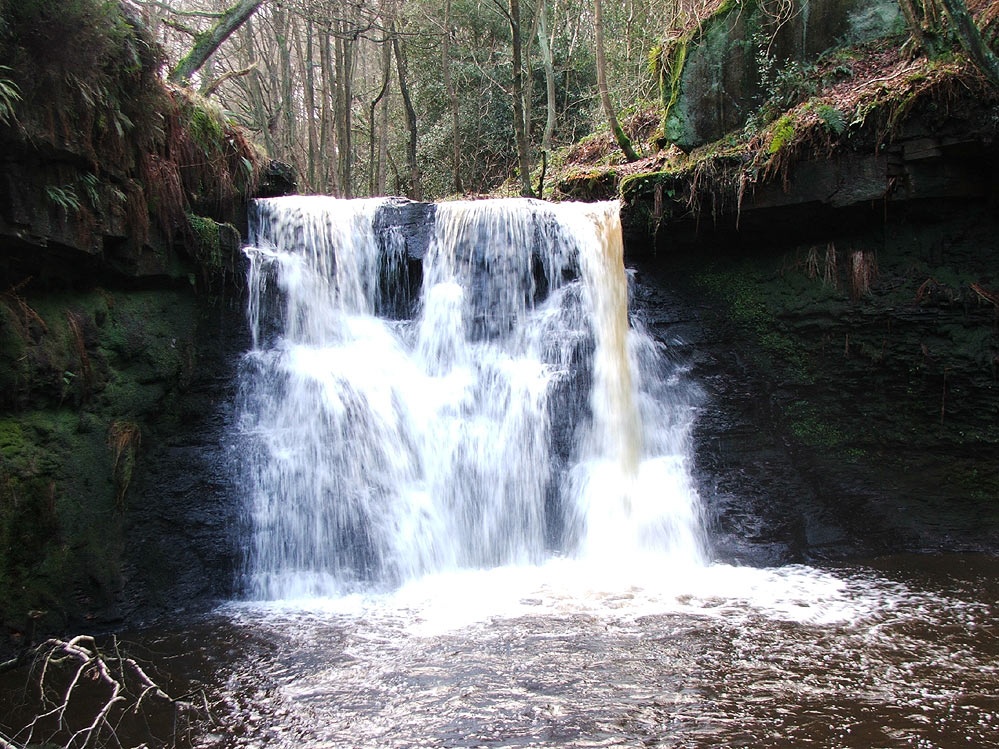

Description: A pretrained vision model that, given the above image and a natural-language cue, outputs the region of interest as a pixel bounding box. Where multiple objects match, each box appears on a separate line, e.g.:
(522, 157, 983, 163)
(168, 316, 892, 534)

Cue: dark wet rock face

(627, 195, 999, 565)
(0, 284, 248, 645)
(0, 1, 267, 649)
(120, 301, 248, 619)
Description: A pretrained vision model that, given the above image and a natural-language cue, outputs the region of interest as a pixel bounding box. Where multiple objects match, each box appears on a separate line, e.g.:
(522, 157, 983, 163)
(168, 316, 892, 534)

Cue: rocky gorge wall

(629, 195, 999, 565)
(3, 0, 998, 654)
(654, 0, 906, 151)
(0, 1, 269, 649)
(616, 0, 999, 561)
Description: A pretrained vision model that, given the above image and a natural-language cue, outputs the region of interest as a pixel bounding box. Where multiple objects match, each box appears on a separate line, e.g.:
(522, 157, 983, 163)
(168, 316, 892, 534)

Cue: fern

(768, 115, 796, 154)
(815, 104, 846, 135)
(0, 66, 21, 125)
(81, 173, 101, 207)
(45, 185, 82, 213)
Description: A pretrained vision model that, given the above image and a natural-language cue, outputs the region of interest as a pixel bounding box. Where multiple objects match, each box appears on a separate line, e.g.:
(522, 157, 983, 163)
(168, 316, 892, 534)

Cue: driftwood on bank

(0, 636, 209, 749)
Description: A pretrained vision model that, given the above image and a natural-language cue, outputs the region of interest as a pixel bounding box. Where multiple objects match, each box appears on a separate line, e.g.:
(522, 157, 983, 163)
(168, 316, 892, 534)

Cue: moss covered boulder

(653, 0, 904, 151)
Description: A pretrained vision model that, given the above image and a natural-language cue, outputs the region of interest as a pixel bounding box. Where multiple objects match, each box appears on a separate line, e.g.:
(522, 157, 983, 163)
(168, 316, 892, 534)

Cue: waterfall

(236, 196, 705, 600)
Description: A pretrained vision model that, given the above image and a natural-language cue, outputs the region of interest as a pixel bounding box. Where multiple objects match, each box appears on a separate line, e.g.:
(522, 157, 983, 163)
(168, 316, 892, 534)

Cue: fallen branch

(4, 636, 205, 749)
(201, 64, 257, 98)
(971, 281, 999, 307)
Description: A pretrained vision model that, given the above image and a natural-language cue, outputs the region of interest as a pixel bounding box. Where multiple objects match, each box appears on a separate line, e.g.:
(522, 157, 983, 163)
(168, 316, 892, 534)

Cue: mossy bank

(0, 0, 261, 648)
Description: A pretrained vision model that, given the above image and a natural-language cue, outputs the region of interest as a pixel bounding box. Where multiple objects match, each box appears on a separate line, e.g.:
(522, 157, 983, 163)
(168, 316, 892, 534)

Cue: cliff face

(553, 2, 999, 559)
(632, 19, 999, 558)
(0, 1, 261, 647)
(0, 1, 259, 285)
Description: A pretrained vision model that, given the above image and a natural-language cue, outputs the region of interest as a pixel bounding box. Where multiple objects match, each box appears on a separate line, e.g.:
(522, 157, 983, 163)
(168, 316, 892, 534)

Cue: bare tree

(1, 636, 204, 749)
(510, 0, 535, 197)
(899, 0, 999, 87)
(442, 0, 464, 195)
(594, 0, 639, 161)
(937, 0, 999, 88)
(393, 27, 421, 198)
(536, 1, 557, 154)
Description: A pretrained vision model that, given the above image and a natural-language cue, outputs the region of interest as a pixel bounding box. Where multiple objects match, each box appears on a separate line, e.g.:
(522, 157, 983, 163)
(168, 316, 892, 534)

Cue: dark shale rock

(256, 160, 299, 199)
(0, 2, 258, 651)
(623, 59, 999, 562)
(626, 193, 999, 563)
(374, 197, 437, 261)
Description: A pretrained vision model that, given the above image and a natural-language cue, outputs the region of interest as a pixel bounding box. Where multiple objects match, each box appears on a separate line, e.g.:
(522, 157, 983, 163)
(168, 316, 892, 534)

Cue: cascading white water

(236, 196, 705, 600)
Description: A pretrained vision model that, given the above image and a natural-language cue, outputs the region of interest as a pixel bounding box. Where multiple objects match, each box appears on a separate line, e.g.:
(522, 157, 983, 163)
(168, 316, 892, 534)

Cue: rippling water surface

(124, 554, 992, 749)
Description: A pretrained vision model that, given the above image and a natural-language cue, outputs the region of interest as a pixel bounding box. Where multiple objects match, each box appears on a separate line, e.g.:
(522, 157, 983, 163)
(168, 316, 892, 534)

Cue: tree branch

(201, 64, 257, 97)
(169, 0, 267, 85)
(160, 16, 200, 37)
(937, 0, 999, 88)
(129, 0, 223, 19)
(6, 636, 199, 749)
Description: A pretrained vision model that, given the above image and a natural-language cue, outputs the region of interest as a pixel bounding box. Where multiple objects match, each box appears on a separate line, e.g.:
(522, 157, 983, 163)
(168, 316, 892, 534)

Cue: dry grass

(107, 420, 141, 512)
(1, 279, 47, 339)
(65, 311, 92, 402)
(848, 249, 878, 299)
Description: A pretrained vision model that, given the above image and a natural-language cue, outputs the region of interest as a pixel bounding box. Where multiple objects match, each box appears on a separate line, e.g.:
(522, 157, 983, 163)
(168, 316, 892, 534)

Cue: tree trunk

(275, 8, 296, 173)
(320, 30, 340, 194)
(899, 0, 933, 53)
(937, 0, 999, 88)
(378, 88, 389, 195)
(537, 2, 556, 153)
(303, 20, 319, 191)
(334, 31, 354, 197)
(369, 38, 393, 196)
(170, 0, 265, 84)
(393, 31, 421, 199)
(510, 0, 535, 197)
(443, 0, 465, 195)
(242, 18, 276, 156)
(594, 0, 639, 162)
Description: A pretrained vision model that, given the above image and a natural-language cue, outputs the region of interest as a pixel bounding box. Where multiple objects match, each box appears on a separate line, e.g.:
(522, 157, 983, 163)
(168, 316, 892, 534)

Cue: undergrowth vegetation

(554, 1, 999, 217)
(606, 38, 991, 234)
(0, 0, 262, 642)
(0, 0, 261, 259)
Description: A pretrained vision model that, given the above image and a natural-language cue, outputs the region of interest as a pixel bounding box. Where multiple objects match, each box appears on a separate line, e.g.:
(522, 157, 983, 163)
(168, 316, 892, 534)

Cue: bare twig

(7, 636, 198, 749)
(201, 64, 257, 97)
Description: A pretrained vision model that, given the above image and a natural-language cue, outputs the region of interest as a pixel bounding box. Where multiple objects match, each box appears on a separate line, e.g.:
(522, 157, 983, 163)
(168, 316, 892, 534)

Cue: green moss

(784, 400, 855, 452)
(656, 0, 737, 145)
(619, 170, 679, 202)
(661, 38, 690, 122)
(556, 168, 619, 200)
(180, 94, 228, 155)
(0, 305, 28, 407)
(188, 213, 223, 269)
(695, 265, 774, 334)
(0, 410, 103, 629)
(0, 286, 201, 631)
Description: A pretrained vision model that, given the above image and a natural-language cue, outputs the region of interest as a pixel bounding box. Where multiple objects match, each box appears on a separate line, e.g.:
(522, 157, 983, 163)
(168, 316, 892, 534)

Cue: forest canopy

(126, 0, 684, 199)
(3, 1, 996, 201)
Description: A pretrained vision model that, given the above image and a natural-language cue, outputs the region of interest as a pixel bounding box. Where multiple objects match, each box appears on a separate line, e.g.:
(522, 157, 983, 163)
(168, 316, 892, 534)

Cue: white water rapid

(236, 196, 705, 600)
